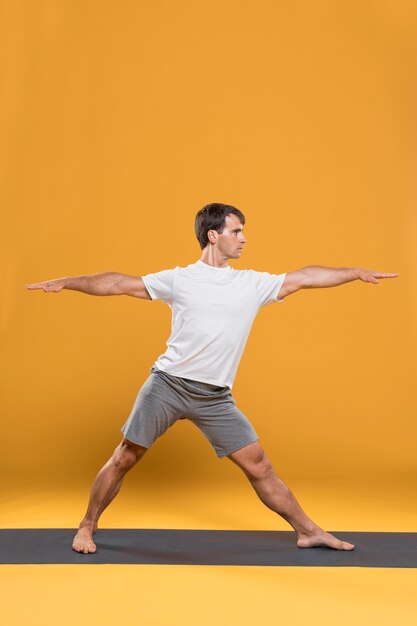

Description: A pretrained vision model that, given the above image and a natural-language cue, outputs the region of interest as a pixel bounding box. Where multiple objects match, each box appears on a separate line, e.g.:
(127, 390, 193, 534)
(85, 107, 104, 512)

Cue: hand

(355, 268, 399, 284)
(25, 277, 68, 292)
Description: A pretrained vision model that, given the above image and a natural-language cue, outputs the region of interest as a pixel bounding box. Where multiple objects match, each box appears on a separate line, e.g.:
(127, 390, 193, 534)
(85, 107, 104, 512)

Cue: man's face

(208, 213, 247, 259)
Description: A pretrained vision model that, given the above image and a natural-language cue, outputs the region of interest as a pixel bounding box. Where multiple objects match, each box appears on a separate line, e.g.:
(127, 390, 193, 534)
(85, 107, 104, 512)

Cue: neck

(199, 248, 229, 268)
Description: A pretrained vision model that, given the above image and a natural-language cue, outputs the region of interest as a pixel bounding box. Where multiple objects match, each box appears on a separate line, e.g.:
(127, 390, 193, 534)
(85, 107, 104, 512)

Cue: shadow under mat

(1, 529, 416, 567)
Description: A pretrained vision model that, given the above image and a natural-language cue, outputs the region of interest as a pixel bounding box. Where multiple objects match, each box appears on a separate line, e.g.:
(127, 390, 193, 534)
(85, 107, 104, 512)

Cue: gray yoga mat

(1, 529, 416, 567)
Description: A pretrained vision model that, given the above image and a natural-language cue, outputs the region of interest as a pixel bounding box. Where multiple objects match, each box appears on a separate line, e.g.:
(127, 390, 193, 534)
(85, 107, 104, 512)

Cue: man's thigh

(120, 370, 188, 448)
(188, 396, 259, 460)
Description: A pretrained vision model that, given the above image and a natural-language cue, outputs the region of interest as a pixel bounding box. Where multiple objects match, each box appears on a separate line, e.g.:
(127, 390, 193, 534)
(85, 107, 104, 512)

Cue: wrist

(62, 276, 74, 290)
(351, 268, 360, 280)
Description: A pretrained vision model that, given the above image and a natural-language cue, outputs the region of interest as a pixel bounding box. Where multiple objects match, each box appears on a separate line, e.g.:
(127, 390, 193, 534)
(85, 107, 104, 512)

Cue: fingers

(369, 272, 398, 284)
(25, 283, 51, 289)
(357, 269, 399, 285)
(25, 282, 59, 291)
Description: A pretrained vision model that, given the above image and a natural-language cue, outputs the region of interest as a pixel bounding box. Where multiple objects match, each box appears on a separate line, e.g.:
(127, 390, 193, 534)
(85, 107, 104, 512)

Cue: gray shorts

(120, 366, 258, 459)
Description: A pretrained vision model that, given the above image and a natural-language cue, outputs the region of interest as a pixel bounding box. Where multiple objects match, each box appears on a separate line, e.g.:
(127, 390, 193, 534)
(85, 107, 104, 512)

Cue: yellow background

(1, 2, 417, 625)
(1, 0, 415, 485)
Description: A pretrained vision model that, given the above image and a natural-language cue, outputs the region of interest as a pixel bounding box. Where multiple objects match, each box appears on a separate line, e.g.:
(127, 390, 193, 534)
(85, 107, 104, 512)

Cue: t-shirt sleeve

(253, 270, 287, 307)
(140, 268, 177, 305)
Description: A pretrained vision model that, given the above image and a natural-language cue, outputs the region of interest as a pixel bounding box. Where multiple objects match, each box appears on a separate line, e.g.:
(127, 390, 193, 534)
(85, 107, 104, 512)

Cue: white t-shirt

(141, 259, 286, 389)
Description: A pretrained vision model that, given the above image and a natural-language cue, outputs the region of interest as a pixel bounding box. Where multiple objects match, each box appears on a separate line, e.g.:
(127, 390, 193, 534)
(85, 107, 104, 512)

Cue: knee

(112, 440, 146, 472)
(228, 441, 275, 481)
(244, 451, 274, 482)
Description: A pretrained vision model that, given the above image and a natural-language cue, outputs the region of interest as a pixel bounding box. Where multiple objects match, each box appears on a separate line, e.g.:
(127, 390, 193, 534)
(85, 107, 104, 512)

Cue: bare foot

(297, 526, 355, 550)
(72, 525, 97, 554)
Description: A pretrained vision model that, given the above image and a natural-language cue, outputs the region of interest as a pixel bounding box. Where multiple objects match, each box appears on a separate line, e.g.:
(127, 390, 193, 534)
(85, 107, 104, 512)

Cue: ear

(208, 229, 217, 244)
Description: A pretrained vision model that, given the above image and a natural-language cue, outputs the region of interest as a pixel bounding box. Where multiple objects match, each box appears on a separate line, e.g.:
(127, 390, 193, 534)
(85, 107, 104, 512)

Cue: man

(25, 202, 398, 554)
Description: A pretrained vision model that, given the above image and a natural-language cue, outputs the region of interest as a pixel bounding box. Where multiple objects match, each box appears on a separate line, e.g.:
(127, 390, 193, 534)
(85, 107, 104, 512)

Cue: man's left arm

(278, 266, 399, 299)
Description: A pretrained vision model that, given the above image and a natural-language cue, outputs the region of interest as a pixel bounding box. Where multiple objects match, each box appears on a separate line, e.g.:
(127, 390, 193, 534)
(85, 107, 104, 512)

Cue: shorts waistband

(150, 365, 229, 392)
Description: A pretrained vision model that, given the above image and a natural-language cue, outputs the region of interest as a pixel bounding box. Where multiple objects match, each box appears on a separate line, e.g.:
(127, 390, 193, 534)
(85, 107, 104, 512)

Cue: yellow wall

(1, 0, 415, 486)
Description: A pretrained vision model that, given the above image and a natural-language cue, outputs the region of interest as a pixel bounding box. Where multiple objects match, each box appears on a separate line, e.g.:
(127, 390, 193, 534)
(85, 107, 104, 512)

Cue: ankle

(297, 521, 319, 536)
(79, 519, 96, 531)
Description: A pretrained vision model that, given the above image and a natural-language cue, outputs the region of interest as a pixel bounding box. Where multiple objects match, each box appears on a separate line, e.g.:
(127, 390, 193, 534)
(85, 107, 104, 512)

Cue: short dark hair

(195, 203, 246, 250)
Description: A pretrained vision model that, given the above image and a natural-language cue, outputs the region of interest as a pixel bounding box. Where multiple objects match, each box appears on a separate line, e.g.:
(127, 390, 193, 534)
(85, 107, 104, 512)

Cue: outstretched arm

(25, 273, 152, 299)
(279, 266, 399, 299)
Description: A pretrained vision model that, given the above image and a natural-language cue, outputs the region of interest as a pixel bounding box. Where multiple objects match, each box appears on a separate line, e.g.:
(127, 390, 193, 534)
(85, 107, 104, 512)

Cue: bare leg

(72, 438, 149, 553)
(227, 441, 354, 550)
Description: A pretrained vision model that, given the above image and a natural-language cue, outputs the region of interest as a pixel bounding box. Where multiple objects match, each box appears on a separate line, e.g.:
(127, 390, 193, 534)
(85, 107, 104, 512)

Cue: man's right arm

(25, 273, 152, 299)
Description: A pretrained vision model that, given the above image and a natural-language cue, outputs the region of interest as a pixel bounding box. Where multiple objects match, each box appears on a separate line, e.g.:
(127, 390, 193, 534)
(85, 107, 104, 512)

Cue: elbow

(300, 268, 314, 289)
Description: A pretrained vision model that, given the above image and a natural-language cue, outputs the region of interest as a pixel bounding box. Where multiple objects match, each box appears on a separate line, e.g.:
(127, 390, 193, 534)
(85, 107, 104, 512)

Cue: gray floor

(1, 529, 416, 567)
